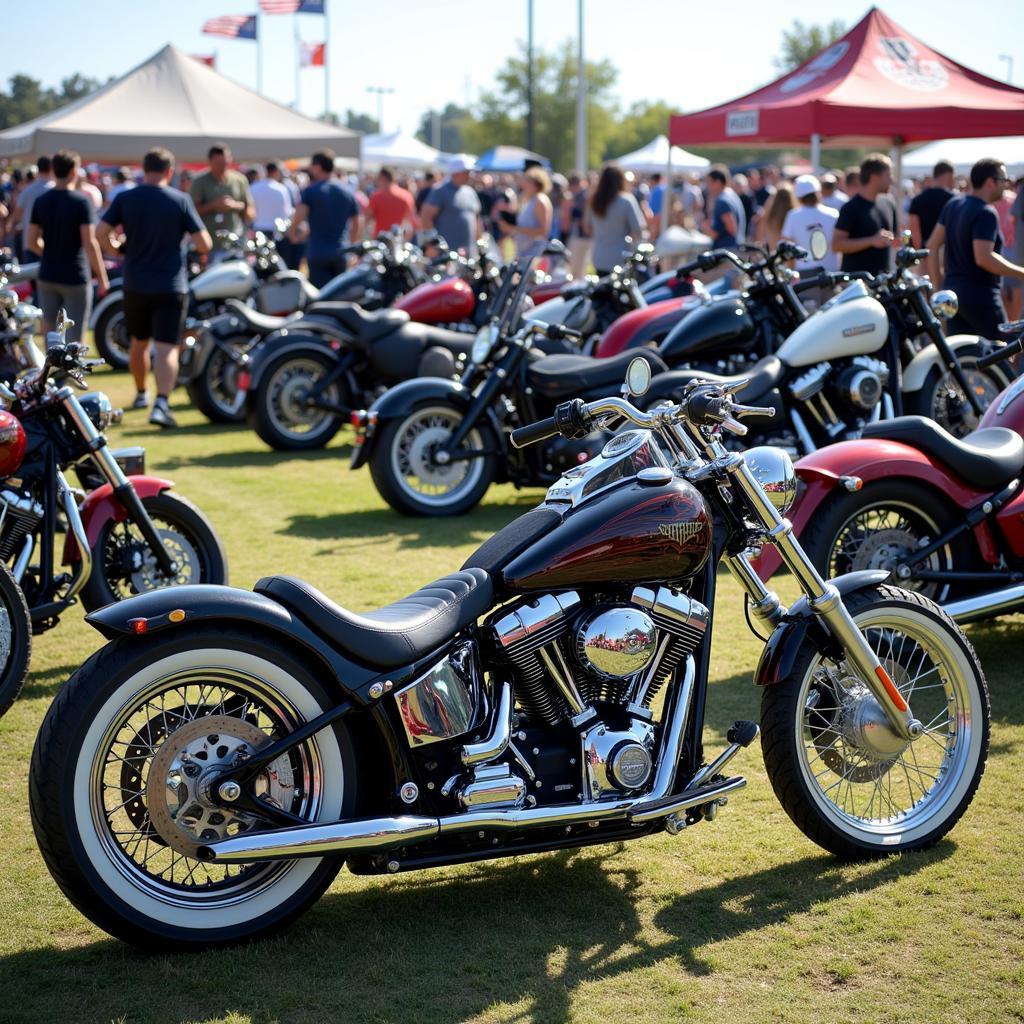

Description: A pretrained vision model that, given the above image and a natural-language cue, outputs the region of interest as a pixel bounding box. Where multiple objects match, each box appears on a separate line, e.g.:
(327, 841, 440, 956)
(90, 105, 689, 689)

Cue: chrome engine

(0, 487, 43, 562)
(790, 356, 890, 437)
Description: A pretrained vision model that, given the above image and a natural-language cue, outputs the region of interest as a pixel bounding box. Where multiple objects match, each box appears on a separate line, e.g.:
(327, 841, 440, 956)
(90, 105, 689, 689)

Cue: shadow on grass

(158, 443, 352, 471)
(1, 842, 954, 1024)
(16, 662, 80, 704)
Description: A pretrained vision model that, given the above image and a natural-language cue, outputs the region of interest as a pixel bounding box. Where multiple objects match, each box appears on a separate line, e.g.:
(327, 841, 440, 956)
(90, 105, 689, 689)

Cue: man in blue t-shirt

(927, 157, 1024, 339)
(704, 165, 746, 251)
(97, 148, 211, 428)
(289, 149, 361, 288)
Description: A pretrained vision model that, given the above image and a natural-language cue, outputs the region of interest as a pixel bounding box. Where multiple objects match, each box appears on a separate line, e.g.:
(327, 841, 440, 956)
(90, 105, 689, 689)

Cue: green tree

(603, 100, 676, 161)
(343, 110, 380, 134)
(415, 104, 471, 155)
(462, 41, 619, 172)
(0, 72, 111, 131)
(773, 19, 847, 73)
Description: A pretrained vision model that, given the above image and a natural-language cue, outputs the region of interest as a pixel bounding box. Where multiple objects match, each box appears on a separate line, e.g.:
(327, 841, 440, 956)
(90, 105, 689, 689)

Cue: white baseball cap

(445, 154, 476, 174)
(794, 174, 821, 199)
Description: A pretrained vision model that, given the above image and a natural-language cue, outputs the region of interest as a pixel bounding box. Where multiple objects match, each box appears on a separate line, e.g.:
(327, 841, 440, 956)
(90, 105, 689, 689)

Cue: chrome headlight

(744, 446, 797, 516)
(930, 289, 959, 321)
(13, 303, 42, 329)
(80, 391, 114, 432)
(471, 322, 498, 364)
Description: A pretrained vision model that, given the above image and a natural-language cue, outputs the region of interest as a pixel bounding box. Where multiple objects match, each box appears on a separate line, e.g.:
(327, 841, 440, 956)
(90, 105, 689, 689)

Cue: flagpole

(294, 14, 301, 109)
(256, 12, 263, 93)
(323, 0, 330, 118)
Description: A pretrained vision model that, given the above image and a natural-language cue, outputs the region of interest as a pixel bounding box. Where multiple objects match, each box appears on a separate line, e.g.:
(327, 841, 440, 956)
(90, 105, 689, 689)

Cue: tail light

(236, 370, 252, 393)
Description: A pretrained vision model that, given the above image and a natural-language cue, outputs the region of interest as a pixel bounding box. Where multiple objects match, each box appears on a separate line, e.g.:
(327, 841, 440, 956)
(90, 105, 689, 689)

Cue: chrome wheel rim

(827, 499, 952, 601)
(106, 309, 130, 360)
(89, 669, 326, 907)
(208, 347, 245, 416)
(389, 405, 485, 508)
(267, 358, 338, 440)
(795, 604, 977, 843)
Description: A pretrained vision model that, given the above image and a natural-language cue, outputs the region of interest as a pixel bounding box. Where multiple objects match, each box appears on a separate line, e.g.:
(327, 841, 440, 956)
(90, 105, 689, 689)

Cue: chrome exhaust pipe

(945, 584, 1024, 623)
(201, 659, 714, 865)
(58, 471, 92, 600)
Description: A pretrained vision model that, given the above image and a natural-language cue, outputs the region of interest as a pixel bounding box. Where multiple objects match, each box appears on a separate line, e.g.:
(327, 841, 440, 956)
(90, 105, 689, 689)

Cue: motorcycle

(181, 243, 500, 426)
(0, 312, 228, 633)
(755, 320, 1024, 622)
(28, 364, 990, 948)
(0, 270, 46, 381)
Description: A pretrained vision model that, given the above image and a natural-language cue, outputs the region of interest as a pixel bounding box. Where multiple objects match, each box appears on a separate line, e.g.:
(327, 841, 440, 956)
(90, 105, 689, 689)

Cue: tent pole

(892, 139, 905, 231)
(810, 133, 821, 173)
(294, 15, 301, 110)
(256, 13, 263, 94)
(324, 2, 330, 118)
(661, 139, 672, 236)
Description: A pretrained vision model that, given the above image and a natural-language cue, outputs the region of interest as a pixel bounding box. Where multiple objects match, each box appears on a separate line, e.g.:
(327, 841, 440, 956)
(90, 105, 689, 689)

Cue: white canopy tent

(0, 44, 360, 163)
(360, 131, 442, 170)
(904, 136, 1024, 177)
(612, 135, 709, 175)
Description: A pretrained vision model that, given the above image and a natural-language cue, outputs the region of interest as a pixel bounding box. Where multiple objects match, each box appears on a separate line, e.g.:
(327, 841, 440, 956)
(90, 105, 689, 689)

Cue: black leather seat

(654, 355, 785, 403)
(304, 302, 410, 340)
(861, 416, 1024, 490)
(527, 350, 669, 400)
(255, 568, 493, 669)
(223, 299, 301, 335)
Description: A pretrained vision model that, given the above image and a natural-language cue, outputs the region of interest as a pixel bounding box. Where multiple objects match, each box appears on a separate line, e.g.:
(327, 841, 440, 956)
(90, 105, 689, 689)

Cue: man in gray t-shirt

(7, 156, 54, 259)
(421, 155, 481, 255)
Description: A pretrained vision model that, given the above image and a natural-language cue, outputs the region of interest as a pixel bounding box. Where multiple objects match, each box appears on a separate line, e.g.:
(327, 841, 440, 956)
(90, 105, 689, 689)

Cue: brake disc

(850, 528, 921, 574)
(130, 527, 200, 591)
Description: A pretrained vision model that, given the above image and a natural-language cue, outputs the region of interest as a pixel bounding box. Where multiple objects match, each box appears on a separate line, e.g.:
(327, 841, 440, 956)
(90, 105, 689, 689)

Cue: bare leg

(153, 342, 180, 398)
(129, 338, 151, 393)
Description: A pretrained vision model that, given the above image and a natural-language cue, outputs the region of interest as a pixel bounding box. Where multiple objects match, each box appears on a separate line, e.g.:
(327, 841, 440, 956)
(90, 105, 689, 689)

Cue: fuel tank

(0, 410, 26, 477)
(595, 296, 700, 358)
(657, 295, 756, 365)
(395, 277, 475, 324)
(318, 265, 377, 303)
(980, 374, 1024, 432)
(502, 476, 711, 591)
(189, 260, 256, 303)
(775, 295, 888, 366)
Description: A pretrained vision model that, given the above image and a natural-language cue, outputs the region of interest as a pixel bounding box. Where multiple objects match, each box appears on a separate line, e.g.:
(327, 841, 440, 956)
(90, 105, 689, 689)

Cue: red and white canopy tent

(669, 6, 1024, 182)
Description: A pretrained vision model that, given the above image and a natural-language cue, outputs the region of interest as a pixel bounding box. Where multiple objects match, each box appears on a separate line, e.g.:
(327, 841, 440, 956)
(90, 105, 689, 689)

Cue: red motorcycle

(754, 320, 1024, 622)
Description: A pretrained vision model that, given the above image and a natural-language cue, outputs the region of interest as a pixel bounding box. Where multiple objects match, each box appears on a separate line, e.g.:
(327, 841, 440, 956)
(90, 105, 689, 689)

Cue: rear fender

(64, 475, 173, 562)
(753, 570, 891, 686)
(902, 334, 989, 393)
(84, 584, 381, 705)
(244, 331, 346, 394)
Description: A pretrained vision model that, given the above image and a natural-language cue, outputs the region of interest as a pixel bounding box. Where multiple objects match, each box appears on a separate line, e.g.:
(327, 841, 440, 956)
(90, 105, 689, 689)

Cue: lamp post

(999, 54, 1014, 84)
(575, 0, 586, 173)
(366, 86, 395, 133)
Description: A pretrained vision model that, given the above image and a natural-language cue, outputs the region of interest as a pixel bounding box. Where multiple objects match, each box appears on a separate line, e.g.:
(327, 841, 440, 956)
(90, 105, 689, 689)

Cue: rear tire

(29, 626, 356, 948)
(186, 339, 250, 423)
(93, 301, 130, 370)
(249, 350, 346, 451)
(761, 584, 989, 859)
(0, 562, 31, 718)
(906, 343, 1011, 437)
(368, 402, 497, 517)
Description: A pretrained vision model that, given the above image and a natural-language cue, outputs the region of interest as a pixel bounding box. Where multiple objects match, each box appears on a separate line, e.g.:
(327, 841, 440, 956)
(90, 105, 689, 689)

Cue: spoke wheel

(251, 351, 344, 450)
(908, 345, 1010, 438)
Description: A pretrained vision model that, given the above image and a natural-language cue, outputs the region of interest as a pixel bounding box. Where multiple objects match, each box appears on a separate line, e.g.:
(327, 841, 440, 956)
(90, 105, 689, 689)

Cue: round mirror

(626, 356, 652, 397)
(930, 289, 959, 321)
(808, 228, 829, 263)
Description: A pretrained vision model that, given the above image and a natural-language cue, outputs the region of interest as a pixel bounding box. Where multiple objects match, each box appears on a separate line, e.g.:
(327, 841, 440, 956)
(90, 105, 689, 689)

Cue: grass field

(0, 366, 1022, 1024)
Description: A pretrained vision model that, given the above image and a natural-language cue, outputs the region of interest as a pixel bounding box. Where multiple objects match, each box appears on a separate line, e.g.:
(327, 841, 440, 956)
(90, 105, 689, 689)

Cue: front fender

(350, 377, 473, 470)
(64, 476, 173, 562)
(89, 288, 124, 328)
(753, 570, 891, 686)
(85, 584, 377, 705)
(902, 334, 986, 393)
(245, 331, 344, 393)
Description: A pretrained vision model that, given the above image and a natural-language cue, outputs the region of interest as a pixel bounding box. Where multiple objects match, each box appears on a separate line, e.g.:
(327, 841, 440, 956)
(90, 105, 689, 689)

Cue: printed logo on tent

(726, 110, 759, 136)
(874, 37, 948, 91)
(779, 42, 849, 94)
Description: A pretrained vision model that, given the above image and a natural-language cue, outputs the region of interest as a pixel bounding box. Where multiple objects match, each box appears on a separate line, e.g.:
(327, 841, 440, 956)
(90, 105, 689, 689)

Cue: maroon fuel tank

(502, 477, 711, 591)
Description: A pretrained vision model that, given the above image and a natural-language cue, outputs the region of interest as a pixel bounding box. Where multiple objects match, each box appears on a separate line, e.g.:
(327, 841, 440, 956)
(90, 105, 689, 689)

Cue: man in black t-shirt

(909, 160, 955, 247)
(97, 148, 211, 428)
(27, 150, 109, 345)
(832, 153, 898, 275)
(927, 157, 1024, 339)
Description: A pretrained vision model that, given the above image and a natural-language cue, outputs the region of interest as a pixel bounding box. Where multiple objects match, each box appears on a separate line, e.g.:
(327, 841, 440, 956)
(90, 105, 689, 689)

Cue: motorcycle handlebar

(977, 337, 1024, 368)
(510, 416, 560, 449)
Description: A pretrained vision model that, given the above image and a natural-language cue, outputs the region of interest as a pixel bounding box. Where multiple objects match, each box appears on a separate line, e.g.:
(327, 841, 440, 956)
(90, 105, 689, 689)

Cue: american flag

(259, 0, 324, 12)
(202, 14, 258, 39)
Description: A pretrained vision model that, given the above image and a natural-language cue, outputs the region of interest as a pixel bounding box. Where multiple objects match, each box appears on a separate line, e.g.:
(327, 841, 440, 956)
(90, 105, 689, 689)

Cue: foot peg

(686, 720, 760, 792)
(726, 720, 759, 748)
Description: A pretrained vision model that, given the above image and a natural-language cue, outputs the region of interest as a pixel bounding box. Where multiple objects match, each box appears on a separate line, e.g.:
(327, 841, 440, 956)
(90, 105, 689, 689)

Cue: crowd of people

(2, 140, 1024, 429)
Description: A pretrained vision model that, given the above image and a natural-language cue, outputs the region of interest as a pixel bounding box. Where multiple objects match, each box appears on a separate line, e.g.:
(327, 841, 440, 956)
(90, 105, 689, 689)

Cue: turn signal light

(129, 618, 148, 635)
(169, 609, 186, 623)
(840, 476, 863, 492)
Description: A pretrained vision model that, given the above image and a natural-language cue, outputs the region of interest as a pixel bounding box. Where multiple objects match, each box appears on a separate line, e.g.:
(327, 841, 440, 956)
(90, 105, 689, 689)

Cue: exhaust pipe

(200, 659, 732, 865)
(945, 584, 1024, 623)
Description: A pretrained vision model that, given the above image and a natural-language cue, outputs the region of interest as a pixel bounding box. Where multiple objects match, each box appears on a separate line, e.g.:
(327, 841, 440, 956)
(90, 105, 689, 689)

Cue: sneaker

(131, 391, 150, 410)
(149, 404, 178, 429)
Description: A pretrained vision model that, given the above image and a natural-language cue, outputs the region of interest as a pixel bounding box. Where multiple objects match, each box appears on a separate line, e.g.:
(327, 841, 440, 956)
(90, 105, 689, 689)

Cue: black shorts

(123, 290, 188, 345)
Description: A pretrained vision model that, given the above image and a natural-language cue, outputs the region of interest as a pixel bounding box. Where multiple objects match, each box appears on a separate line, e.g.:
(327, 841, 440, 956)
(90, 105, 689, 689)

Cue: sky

(5, 0, 1024, 140)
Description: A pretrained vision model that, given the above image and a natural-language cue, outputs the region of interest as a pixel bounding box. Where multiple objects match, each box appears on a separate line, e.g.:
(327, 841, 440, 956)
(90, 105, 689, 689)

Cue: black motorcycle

(0, 316, 227, 634)
(29, 367, 989, 948)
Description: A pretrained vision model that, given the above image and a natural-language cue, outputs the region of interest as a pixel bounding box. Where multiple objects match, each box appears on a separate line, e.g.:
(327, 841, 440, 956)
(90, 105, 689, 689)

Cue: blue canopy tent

(475, 145, 551, 171)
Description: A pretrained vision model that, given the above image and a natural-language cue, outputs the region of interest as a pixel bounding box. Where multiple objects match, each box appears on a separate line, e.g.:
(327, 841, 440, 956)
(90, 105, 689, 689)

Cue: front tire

(29, 627, 355, 948)
(186, 338, 250, 423)
(249, 350, 346, 450)
(761, 584, 989, 859)
(93, 301, 130, 370)
(0, 562, 31, 718)
(368, 402, 497, 517)
(79, 491, 228, 611)
(906, 343, 1011, 437)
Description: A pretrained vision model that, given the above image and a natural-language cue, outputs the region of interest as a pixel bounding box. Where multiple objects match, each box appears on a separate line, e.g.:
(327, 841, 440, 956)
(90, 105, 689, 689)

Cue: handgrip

(977, 339, 1023, 368)
(510, 417, 559, 449)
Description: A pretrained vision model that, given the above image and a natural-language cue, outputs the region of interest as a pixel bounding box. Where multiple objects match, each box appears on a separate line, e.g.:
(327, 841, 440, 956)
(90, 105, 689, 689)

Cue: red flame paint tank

(502, 477, 711, 591)
(0, 410, 26, 477)
(395, 277, 476, 324)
